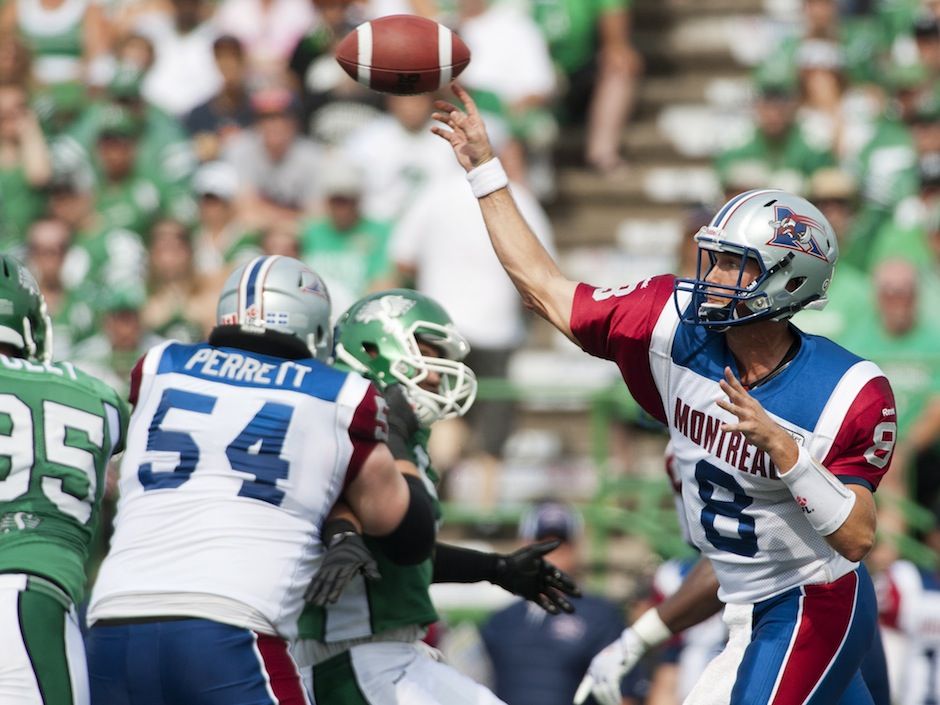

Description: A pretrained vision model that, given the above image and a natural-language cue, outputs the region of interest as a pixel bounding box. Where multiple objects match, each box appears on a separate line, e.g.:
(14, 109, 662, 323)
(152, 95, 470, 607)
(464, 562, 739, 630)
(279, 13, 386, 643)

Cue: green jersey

(762, 19, 886, 86)
(64, 103, 196, 186)
(852, 116, 917, 210)
(61, 227, 147, 325)
(300, 217, 393, 313)
(531, 0, 630, 74)
(94, 177, 162, 236)
(298, 427, 441, 641)
(792, 262, 869, 345)
(0, 166, 47, 250)
(714, 124, 835, 187)
(840, 316, 940, 436)
(0, 355, 128, 604)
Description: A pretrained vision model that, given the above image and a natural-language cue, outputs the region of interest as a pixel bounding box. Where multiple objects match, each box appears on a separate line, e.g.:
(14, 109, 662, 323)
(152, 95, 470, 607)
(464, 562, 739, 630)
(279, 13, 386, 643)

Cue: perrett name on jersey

(182, 347, 313, 388)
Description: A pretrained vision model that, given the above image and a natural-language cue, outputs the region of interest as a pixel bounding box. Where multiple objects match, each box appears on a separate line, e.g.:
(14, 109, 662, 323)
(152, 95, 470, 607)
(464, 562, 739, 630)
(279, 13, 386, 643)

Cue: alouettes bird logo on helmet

(767, 206, 829, 261)
(300, 277, 329, 299)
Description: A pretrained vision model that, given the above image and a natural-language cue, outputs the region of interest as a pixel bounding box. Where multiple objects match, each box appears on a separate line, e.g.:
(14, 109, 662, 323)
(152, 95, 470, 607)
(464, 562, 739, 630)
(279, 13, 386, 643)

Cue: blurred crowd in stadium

(3, 0, 940, 701)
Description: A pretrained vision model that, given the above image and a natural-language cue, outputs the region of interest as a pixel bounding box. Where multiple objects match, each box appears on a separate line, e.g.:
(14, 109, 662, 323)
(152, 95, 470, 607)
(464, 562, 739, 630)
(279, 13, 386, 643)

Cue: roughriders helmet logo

(355, 295, 417, 327)
(767, 206, 828, 261)
(17, 268, 39, 296)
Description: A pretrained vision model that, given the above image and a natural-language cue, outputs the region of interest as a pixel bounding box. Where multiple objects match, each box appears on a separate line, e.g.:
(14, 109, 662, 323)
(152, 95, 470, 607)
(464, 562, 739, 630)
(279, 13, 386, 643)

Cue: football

(335, 15, 471, 96)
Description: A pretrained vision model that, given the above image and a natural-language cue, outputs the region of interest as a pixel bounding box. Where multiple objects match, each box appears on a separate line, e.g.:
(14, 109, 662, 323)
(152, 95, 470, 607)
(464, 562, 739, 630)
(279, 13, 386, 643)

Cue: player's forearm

(476, 187, 577, 340)
(778, 446, 875, 562)
(431, 543, 497, 584)
(654, 558, 723, 634)
(822, 486, 876, 562)
(325, 500, 363, 533)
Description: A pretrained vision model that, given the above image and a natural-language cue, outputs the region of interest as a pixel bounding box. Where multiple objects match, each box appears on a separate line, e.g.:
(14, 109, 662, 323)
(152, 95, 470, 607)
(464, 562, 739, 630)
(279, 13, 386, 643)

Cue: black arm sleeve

(372, 474, 436, 566)
(431, 543, 499, 584)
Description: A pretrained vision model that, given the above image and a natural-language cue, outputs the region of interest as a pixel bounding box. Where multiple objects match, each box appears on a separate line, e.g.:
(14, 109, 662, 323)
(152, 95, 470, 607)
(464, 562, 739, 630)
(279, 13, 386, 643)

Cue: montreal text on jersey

(674, 396, 780, 478)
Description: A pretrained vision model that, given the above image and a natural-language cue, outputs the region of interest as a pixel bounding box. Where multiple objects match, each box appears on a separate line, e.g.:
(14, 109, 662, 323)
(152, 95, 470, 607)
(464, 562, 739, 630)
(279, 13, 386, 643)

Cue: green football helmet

(0, 255, 52, 363)
(335, 289, 477, 426)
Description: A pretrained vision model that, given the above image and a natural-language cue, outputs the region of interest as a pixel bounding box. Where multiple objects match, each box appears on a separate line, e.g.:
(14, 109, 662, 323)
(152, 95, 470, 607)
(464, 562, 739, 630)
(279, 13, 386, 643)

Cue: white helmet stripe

(712, 189, 779, 230)
(254, 255, 280, 322)
(238, 256, 267, 322)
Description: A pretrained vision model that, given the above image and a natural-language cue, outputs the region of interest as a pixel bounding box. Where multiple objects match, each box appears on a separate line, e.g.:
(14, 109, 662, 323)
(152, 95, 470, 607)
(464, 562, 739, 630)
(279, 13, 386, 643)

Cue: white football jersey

(88, 341, 387, 639)
(879, 560, 940, 705)
(571, 275, 896, 603)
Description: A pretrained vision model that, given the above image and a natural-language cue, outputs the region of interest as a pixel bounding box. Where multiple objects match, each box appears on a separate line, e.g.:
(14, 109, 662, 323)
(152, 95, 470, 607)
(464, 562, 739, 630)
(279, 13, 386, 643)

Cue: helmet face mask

(674, 190, 837, 330)
(0, 256, 53, 363)
(216, 256, 333, 361)
(335, 290, 477, 427)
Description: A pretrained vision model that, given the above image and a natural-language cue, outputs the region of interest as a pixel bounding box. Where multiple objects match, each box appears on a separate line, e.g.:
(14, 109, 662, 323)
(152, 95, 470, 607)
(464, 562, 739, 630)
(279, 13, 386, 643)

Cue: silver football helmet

(216, 256, 332, 361)
(674, 189, 838, 328)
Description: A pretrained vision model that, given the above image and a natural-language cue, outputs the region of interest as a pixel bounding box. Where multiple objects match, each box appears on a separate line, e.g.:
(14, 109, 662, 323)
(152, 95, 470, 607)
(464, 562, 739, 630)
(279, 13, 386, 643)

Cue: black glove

(384, 384, 420, 461)
(304, 522, 381, 606)
(493, 539, 582, 615)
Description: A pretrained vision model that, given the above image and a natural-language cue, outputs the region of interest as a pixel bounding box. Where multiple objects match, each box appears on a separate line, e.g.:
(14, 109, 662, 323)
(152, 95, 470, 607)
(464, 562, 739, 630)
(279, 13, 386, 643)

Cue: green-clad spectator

(714, 66, 835, 192)
(140, 219, 217, 342)
(878, 0, 926, 46)
(531, 0, 641, 172)
(286, 2, 382, 145)
(293, 289, 579, 704)
(841, 259, 940, 510)
(54, 65, 196, 221)
(0, 0, 112, 88)
(300, 159, 394, 315)
(24, 217, 96, 360)
(792, 169, 871, 344)
(0, 83, 52, 250)
(91, 104, 163, 236)
(870, 153, 940, 267)
(849, 86, 940, 269)
(72, 286, 162, 399)
(191, 160, 260, 277)
(0, 255, 129, 705)
(32, 81, 88, 138)
(45, 168, 148, 329)
(912, 13, 940, 82)
(759, 0, 887, 86)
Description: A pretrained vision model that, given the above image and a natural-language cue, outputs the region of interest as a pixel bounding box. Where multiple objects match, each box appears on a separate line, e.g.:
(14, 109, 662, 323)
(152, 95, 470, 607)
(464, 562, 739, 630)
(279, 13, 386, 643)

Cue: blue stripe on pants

(730, 565, 877, 705)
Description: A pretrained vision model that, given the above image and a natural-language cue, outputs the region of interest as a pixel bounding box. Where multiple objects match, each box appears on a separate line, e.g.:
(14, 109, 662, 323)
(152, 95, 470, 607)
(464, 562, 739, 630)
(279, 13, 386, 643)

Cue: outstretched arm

(431, 85, 579, 342)
(433, 540, 581, 615)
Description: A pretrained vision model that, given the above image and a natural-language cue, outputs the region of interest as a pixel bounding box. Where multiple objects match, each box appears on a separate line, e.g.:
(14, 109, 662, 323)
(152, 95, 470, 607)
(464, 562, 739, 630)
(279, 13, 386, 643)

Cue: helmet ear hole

(362, 342, 380, 359)
(785, 276, 806, 293)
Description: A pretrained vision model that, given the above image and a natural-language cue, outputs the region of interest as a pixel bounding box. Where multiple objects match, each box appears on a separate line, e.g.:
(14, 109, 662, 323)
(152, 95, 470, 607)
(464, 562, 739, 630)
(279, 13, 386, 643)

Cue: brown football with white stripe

(335, 15, 471, 96)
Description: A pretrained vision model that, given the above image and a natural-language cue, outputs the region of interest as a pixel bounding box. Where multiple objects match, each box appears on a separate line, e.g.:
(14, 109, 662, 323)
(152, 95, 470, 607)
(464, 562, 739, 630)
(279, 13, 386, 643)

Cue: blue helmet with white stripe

(674, 190, 838, 329)
(216, 256, 333, 361)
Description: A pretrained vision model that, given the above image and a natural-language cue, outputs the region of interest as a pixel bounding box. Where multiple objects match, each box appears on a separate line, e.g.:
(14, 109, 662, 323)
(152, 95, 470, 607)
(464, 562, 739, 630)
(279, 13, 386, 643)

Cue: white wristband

(778, 445, 856, 536)
(631, 607, 672, 648)
(466, 158, 509, 198)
